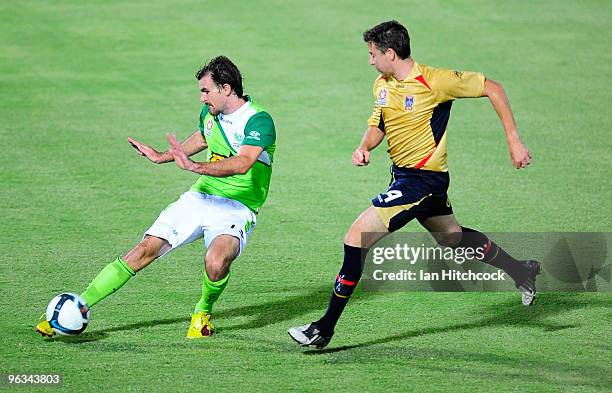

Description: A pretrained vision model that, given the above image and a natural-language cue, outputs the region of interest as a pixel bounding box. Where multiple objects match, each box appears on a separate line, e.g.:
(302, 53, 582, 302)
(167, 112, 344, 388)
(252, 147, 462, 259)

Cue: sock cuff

(343, 243, 367, 251)
(343, 243, 367, 260)
(203, 268, 231, 287)
(116, 257, 136, 276)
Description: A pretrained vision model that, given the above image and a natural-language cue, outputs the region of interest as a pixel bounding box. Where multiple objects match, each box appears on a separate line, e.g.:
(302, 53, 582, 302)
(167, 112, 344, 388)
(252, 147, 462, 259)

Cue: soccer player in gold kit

(289, 20, 540, 349)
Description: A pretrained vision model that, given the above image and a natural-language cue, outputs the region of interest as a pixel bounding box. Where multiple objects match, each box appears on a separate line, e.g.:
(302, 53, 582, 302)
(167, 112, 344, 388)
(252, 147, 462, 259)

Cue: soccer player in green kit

(36, 56, 276, 338)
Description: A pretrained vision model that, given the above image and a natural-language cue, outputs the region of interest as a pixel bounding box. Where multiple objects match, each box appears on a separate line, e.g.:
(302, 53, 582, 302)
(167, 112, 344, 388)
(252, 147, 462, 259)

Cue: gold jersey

(367, 62, 485, 172)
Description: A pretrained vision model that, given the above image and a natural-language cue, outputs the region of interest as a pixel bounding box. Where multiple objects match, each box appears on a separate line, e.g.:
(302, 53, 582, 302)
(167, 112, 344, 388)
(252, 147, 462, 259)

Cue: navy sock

(315, 244, 366, 335)
(460, 227, 524, 281)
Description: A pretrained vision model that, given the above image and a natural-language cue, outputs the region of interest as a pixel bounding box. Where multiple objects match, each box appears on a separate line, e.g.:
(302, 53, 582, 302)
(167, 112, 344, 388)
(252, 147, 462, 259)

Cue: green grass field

(1, 1, 611, 391)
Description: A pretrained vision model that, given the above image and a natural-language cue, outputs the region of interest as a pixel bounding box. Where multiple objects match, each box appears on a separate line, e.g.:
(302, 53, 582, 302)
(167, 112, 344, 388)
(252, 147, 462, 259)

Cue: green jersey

(191, 98, 276, 213)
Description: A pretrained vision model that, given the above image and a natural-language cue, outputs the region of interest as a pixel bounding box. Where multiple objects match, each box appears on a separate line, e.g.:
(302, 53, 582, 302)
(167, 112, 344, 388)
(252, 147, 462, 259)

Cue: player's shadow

(56, 283, 381, 342)
(304, 292, 609, 354)
(48, 316, 191, 343)
(216, 284, 382, 332)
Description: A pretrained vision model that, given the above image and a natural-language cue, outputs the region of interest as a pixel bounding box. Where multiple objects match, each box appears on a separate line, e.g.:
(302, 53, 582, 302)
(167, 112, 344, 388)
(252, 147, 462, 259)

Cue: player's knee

(142, 237, 164, 258)
(205, 260, 229, 281)
(123, 237, 165, 272)
(344, 229, 361, 248)
(204, 253, 232, 281)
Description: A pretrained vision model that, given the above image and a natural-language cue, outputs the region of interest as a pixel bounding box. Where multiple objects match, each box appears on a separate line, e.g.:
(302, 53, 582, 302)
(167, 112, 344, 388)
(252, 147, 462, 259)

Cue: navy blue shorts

(372, 166, 453, 232)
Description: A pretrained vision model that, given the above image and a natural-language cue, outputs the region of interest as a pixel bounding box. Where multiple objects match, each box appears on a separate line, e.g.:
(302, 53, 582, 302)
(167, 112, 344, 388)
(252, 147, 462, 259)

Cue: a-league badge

(205, 119, 213, 136)
(377, 88, 388, 105)
(405, 95, 414, 110)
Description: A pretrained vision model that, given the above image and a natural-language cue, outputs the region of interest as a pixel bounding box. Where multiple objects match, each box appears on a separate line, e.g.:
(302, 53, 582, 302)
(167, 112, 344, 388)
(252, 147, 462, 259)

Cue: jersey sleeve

(367, 79, 385, 130)
(198, 105, 210, 134)
(367, 105, 384, 130)
(429, 68, 485, 102)
(242, 111, 276, 148)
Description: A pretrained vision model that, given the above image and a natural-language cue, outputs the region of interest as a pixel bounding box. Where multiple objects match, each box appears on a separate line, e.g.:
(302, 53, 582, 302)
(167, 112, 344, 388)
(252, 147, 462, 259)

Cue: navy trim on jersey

(430, 100, 453, 145)
(378, 113, 385, 133)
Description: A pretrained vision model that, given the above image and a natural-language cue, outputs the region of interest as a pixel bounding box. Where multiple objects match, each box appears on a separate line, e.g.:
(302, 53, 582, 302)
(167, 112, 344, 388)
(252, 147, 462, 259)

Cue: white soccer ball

(45, 293, 90, 335)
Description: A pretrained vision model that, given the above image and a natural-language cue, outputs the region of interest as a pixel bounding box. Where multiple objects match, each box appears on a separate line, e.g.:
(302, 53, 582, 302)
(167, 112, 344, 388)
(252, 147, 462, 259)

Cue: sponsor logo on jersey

(234, 132, 244, 142)
(453, 70, 464, 78)
(246, 130, 261, 141)
(219, 114, 233, 124)
(377, 88, 388, 105)
(405, 95, 415, 110)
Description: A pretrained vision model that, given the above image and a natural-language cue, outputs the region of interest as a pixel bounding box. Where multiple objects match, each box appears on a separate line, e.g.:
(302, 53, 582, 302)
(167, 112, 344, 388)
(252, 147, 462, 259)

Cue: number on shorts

(382, 190, 403, 203)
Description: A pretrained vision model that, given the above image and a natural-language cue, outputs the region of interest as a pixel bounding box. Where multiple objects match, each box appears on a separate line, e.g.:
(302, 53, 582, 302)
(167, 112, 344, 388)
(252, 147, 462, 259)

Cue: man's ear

(222, 83, 233, 96)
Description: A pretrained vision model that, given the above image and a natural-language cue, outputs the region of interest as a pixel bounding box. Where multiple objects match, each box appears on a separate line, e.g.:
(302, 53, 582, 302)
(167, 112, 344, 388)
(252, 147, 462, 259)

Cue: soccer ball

(46, 293, 90, 335)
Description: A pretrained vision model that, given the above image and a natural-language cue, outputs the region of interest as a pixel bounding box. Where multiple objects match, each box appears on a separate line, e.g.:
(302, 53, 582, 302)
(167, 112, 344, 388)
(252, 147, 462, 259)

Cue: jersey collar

(396, 60, 421, 83)
(219, 99, 252, 121)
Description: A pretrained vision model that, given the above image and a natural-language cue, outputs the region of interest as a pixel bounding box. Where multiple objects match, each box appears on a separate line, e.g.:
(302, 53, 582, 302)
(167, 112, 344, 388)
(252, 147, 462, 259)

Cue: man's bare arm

(353, 126, 385, 166)
(482, 79, 532, 169)
(128, 131, 207, 164)
(167, 133, 261, 177)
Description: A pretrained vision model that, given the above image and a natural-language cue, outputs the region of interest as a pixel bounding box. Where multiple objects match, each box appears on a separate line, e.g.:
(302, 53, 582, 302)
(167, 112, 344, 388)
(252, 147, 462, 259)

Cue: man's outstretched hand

(166, 133, 195, 171)
(128, 137, 168, 164)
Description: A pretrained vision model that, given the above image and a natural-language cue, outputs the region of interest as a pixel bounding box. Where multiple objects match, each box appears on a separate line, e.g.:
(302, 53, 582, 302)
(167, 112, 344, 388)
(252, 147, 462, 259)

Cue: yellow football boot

(35, 320, 55, 337)
(187, 312, 214, 338)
